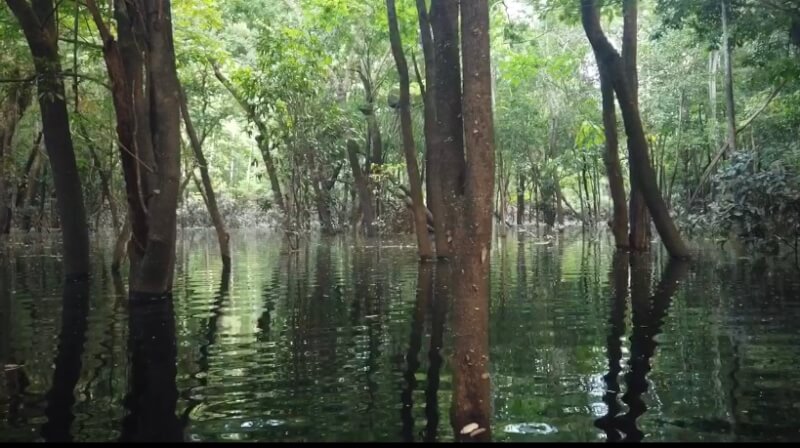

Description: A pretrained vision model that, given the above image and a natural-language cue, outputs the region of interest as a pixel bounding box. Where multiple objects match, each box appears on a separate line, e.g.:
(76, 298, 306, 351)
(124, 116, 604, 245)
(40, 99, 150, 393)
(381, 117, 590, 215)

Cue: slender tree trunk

(112, 214, 132, 274)
(210, 61, 286, 216)
(516, 173, 525, 225)
(179, 83, 231, 270)
(581, 0, 691, 259)
(416, 0, 448, 255)
(621, 0, 651, 252)
(387, 0, 433, 259)
(708, 50, 719, 154)
(346, 140, 376, 237)
(721, 0, 737, 153)
(7, 0, 91, 279)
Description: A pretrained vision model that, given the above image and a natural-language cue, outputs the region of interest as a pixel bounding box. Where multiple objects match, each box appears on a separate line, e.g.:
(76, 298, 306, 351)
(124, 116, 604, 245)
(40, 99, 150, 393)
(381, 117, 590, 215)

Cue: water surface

(1, 230, 799, 442)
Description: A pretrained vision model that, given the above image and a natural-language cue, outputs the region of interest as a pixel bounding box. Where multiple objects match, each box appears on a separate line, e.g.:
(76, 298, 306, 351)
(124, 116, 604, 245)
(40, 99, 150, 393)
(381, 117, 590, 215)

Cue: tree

(86, 0, 184, 294)
(386, 0, 433, 259)
(6, 0, 91, 280)
(581, 0, 691, 259)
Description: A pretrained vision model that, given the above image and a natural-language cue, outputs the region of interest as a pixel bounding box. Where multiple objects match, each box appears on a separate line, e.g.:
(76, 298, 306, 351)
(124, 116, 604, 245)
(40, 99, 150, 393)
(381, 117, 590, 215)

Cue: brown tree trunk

(449, 1, 495, 441)
(599, 62, 629, 248)
(416, 0, 448, 255)
(431, 0, 466, 258)
(387, 0, 433, 259)
(179, 83, 231, 270)
(581, 0, 691, 259)
(622, 0, 650, 252)
(7, 0, 91, 280)
(346, 140, 376, 237)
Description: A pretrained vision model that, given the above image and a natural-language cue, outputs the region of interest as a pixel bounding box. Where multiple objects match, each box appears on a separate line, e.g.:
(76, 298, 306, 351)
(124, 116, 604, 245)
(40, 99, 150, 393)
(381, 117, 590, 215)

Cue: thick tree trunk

(416, 0, 448, 255)
(431, 0, 466, 258)
(721, 0, 737, 153)
(179, 84, 231, 270)
(346, 140, 376, 237)
(7, 0, 91, 280)
(387, 0, 433, 259)
(581, 0, 690, 259)
(449, 1, 495, 441)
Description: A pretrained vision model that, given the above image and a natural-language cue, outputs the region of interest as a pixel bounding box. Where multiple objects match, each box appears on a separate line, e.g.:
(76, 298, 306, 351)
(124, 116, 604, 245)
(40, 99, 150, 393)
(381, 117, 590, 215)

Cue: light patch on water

(504, 422, 558, 435)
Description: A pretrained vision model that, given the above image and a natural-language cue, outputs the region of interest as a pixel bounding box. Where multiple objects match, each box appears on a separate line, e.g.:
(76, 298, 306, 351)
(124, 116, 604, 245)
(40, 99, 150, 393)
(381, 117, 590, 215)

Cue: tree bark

(621, 0, 650, 252)
(449, 1, 495, 441)
(599, 64, 629, 248)
(346, 140, 376, 237)
(431, 0, 466, 258)
(581, 0, 691, 259)
(416, 0, 448, 255)
(179, 83, 231, 270)
(386, 0, 433, 259)
(7, 0, 91, 279)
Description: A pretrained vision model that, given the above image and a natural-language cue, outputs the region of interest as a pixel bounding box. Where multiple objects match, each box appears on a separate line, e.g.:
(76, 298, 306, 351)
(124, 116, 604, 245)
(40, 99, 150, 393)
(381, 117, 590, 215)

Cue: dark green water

(1, 230, 799, 442)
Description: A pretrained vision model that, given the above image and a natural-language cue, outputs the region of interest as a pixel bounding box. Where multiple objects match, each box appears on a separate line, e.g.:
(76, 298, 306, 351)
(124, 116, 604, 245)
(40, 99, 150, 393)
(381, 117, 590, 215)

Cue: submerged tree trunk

(387, 0, 433, 259)
(622, 0, 650, 252)
(449, 1, 495, 441)
(7, 0, 91, 280)
(599, 64, 629, 248)
(416, 0, 448, 255)
(346, 140, 377, 237)
(87, 0, 183, 294)
(179, 84, 231, 270)
(581, 0, 691, 259)
(431, 0, 466, 258)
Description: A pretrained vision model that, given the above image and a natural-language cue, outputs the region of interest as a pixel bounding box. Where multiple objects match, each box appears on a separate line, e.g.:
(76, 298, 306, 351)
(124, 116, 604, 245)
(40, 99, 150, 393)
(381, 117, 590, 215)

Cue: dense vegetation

(1, 0, 799, 281)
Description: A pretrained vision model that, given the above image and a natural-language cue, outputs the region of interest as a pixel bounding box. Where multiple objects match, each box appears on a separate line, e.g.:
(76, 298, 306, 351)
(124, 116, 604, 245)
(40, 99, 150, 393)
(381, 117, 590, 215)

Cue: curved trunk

(599, 65, 629, 248)
(582, 0, 690, 259)
(346, 140, 376, 237)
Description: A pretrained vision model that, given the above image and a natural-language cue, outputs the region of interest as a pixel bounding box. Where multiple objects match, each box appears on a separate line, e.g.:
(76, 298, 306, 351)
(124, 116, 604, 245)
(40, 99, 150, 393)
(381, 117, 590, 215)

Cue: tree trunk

(450, 1, 495, 441)
(431, 0, 466, 258)
(7, 0, 91, 280)
(387, 0, 433, 259)
(721, 0, 736, 153)
(112, 214, 132, 274)
(346, 140, 376, 237)
(516, 173, 525, 225)
(179, 83, 231, 270)
(0, 80, 32, 235)
(581, 0, 691, 259)
(416, 0, 448, 256)
(622, 0, 650, 252)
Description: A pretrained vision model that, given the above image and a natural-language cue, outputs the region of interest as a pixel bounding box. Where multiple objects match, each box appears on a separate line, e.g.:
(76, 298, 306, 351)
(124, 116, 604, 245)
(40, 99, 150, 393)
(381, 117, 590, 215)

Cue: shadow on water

(40, 279, 90, 442)
(120, 294, 182, 442)
(595, 252, 690, 442)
